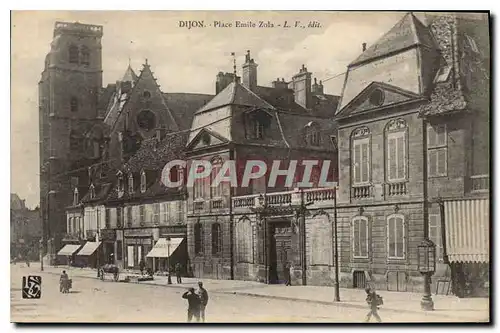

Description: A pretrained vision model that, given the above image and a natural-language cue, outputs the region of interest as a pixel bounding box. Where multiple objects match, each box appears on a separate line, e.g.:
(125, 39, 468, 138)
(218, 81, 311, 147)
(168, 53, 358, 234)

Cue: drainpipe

(333, 187, 340, 301)
(229, 148, 235, 280)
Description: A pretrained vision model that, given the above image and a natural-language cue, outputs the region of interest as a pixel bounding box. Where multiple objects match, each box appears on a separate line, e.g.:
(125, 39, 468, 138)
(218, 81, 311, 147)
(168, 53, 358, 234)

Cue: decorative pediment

(186, 128, 229, 151)
(339, 81, 422, 117)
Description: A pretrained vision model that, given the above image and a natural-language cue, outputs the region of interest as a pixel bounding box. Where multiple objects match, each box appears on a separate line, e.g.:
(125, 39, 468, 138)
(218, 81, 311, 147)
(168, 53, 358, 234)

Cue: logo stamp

(22, 276, 41, 299)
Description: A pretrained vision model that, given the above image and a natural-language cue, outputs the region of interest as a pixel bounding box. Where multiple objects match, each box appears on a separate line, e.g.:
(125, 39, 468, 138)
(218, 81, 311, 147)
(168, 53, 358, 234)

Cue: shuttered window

(352, 137, 370, 184)
(211, 223, 223, 255)
(194, 222, 204, 255)
(428, 124, 447, 177)
(429, 214, 443, 261)
(387, 214, 405, 259)
(387, 131, 406, 181)
(353, 216, 369, 258)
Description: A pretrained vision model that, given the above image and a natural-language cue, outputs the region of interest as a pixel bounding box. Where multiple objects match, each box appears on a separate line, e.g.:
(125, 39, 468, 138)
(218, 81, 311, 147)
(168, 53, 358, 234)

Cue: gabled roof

(196, 81, 274, 114)
(350, 12, 438, 67)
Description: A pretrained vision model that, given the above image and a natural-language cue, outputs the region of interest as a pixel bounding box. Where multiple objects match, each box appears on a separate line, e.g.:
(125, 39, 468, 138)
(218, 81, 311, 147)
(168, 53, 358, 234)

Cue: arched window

(81, 46, 90, 66)
(210, 156, 223, 198)
(128, 173, 134, 193)
(117, 172, 124, 192)
(73, 188, 79, 206)
(140, 170, 147, 193)
(194, 221, 204, 255)
(385, 119, 408, 182)
(235, 217, 253, 263)
(387, 214, 405, 259)
(351, 126, 371, 185)
(211, 223, 222, 255)
(70, 97, 78, 112)
(352, 216, 369, 258)
(69, 45, 79, 64)
(143, 90, 151, 99)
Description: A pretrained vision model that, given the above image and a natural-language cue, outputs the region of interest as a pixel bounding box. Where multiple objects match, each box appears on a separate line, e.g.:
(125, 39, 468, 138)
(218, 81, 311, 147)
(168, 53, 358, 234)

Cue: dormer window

(253, 120, 265, 139)
(305, 122, 321, 146)
(140, 170, 147, 193)
(128, 173, 134, 193)
(73, 188, 79, 206)
(89, 184, 96, 199)
(247, 109, 272, 140)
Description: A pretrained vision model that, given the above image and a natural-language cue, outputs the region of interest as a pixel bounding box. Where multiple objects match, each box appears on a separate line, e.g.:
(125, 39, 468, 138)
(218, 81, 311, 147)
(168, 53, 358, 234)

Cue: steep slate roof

(122, 64, 138, 83)
(196, 81, 275, 114)
(350, 12, 438, 67)
(163, 92, 214, 129)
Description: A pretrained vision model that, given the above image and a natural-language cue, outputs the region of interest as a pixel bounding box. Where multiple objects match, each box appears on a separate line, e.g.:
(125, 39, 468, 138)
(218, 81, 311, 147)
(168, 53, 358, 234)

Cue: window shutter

(388, 217, 395, 257)
(396, 217, 404, 258)
(428, 150, 437, 176)
(361, 143, 369, 182)
(388, 137, 397, 180)
(437, 149, 447, 175)
(397, 136, 405, 179)
(428, 126, 437, 147)
(437, 125, 446, 146)
(353, 219, 360, 257)
(353, 144, 361, 183)
(360, 218, 368, 257)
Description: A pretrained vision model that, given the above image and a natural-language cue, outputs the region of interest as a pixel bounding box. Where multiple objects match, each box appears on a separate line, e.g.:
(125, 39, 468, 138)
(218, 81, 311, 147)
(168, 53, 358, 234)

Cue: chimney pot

(314, 78, 318, 84)
(362, 43, 367, 52)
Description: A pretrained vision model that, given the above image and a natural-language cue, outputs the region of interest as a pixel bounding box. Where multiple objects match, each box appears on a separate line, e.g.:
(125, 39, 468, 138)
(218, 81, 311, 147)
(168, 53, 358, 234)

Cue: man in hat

(182, 287, 200, 322)
(197, 281, 209, 322)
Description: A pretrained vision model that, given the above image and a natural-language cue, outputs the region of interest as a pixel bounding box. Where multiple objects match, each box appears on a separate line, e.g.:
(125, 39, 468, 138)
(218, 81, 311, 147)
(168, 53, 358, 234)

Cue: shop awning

(146, 238, 184, 258)
(76, 241, 101, 256)
(57, 244, 81, 256)
(444, 198, 489, 263)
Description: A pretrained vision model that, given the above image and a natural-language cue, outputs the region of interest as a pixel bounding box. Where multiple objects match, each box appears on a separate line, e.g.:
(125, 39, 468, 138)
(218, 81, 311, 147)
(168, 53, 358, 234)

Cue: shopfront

(148, 225, 188, 275)
(124, 228, 155, 270)
(100, 229, 116, 264)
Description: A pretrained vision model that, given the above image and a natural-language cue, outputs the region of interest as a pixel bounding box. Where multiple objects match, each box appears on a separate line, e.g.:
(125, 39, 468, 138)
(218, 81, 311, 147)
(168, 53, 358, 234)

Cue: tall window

(211, 223, 222, 255)
(105, 208, 111, 229)
(69, 45, 79, 64)
(117, 207, 123, 228)
(70, 97, 78, 112)
(80, 46, 90, 66)
(193, 165, 206, 199)
(429, 214, 443, 261)
(127, 206, 132, 227)
(117, 172, 124, 192)
(194, 222, 204, 255)
(471, 118, 489, 176)
(427, 124, 447, 177)
(236, 218, 253, 263)
(128, 173, 134, 193)
(68, 217, 73, 234)
(153, 203, 160, 225)
(387, 214, 405, 259)
(305, 122, 321, 146)
(352, 216, 369, 258)
(351, 127, 371, 184)
(73, 188, 79, 206)
(385, 119, 407, 182)
(139, 205, 145, 226)
(140, 171, 147, 193)
(211, 157, 223, 198)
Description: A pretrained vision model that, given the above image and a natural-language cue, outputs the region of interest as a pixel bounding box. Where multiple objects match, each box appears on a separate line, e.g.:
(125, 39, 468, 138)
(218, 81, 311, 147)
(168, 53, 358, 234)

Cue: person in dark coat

(59, 270, 69, 293)
(139, 259, 145, 276)
(284, 262, 292, 286)
(182, 287, 200, 322)
(364, 287, 382, 322)
(197, 281, 209, 322)
(175, 263, 182, 284)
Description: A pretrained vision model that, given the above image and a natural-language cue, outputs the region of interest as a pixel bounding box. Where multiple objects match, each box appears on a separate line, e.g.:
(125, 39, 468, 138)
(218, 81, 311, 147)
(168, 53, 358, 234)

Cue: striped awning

(57, 244, 81, 256)
(146, 238, 184, 258)
(444, 198, 490, 263)
(76, 241, 101, 256)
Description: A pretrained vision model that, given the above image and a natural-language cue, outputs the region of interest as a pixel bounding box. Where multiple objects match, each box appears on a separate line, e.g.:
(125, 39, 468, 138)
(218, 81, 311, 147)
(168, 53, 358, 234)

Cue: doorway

(268, 222, 292, 284)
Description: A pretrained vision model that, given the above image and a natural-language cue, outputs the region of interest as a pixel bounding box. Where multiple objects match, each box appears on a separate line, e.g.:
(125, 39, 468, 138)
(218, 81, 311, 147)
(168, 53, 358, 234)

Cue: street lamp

(166, 237, 172, 285)
(418, 238, 436, 311)
(39, 239, 44, 271)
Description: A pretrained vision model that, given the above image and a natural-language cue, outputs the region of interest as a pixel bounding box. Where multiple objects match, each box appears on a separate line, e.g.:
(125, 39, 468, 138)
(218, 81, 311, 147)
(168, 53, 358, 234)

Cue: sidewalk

(41, 265, 489, 321)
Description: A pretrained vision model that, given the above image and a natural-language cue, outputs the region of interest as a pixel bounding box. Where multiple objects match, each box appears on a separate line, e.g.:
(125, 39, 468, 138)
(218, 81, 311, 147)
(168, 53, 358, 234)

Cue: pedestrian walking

(139, 258, 145, 276)
(182, 287, 200, 322)
(59, 270, 69, 293)
(284, 262, 292, 286)
(197, 281, 209, 322)
(364, 287, 383, 323)
(175, 263, 182, 284)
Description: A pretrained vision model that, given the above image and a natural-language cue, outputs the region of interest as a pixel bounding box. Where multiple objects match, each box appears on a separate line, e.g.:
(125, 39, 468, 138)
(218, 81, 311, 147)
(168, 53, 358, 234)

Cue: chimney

(272, 77, 288, 90)
(216, 72, 240, 94)
(292, 64, 312, 109)
(362, 43, 367, 52)
(242, 50, 258, 91)
(312, 78, 324, 95)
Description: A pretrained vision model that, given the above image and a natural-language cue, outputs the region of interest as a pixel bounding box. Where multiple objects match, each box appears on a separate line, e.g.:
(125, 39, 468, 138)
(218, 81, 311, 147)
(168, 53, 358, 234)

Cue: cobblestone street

(10, 264, 489, 323)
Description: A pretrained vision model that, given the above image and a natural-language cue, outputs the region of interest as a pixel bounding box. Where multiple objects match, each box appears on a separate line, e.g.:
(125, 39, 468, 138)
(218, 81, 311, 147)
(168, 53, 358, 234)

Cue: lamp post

(39, 239, 44, 271)
(333, 186, 340, 302)
(166, 236, 172, 285)
(418, 238, 436, 311)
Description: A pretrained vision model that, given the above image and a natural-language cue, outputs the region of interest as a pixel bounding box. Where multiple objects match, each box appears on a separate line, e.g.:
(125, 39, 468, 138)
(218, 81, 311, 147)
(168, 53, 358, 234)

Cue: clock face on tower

(136, 110, 156, 131)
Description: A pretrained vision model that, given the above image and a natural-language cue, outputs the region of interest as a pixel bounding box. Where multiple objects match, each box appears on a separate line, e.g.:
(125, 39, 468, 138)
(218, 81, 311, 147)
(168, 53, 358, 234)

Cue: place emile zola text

(179, 20, 322, 29)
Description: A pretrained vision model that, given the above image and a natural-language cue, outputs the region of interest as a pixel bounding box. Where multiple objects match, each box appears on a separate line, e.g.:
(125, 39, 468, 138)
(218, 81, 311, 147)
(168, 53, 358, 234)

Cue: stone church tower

(39, 22, 104, 251)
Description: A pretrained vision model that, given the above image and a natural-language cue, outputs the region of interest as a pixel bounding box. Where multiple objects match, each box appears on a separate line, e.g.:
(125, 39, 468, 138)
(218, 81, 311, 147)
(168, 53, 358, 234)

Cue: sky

(11, 10, 423, 209)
